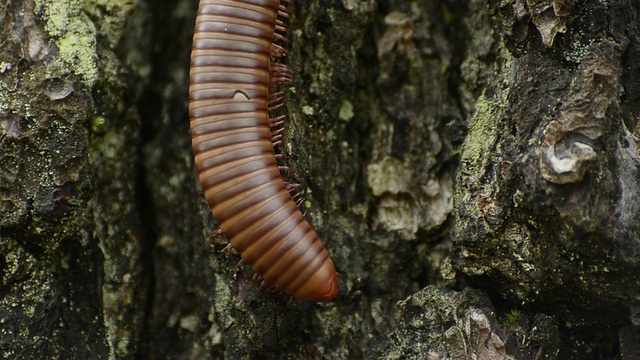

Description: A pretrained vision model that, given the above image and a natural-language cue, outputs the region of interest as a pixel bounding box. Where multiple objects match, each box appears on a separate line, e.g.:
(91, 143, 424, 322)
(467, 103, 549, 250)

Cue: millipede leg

(278, 166, 295, 173)
(221, 244, 238, 255)
(232, 259, 245, 270)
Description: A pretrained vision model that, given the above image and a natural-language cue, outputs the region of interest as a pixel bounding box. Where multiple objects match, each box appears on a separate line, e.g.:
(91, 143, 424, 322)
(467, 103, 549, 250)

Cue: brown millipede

(189, 0, 338, 301)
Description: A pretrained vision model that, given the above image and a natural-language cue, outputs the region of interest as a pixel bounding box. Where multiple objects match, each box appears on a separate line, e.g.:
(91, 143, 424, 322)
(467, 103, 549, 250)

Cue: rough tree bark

(1, 0, 639, 359)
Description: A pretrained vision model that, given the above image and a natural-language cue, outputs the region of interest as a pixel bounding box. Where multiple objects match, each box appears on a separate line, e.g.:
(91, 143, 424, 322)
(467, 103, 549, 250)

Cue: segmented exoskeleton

(189, 0, 338, 301)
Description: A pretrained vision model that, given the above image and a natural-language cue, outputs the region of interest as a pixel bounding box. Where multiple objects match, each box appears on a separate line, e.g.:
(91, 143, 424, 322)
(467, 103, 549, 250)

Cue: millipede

(188, 0, 338, 301)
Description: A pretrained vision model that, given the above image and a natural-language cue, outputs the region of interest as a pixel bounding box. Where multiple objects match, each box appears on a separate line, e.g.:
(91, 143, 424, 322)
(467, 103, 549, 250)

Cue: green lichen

(338, 99, 354, 121)
(564, 34, 594, 63)
(34, 0, 99, 87)
(117, 337, 130, 355)
(213, 271, 234, 330)
(459, 91, 500, 171)
(302, 105, 315, 115)
(0, 87, 9, 113)
(84, 0, 135, 49)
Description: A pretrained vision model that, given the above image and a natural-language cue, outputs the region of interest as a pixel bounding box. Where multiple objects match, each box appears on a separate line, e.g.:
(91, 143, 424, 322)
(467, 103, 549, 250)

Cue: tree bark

(1, 0, 638, 359)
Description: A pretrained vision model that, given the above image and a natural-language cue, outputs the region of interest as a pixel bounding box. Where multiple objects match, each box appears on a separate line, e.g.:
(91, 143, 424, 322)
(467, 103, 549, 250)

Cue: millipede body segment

(189, 0, 338, 301)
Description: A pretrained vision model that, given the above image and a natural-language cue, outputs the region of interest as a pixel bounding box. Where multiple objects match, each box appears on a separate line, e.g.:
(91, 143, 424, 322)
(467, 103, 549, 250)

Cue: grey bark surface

(1, 0, 639, 359)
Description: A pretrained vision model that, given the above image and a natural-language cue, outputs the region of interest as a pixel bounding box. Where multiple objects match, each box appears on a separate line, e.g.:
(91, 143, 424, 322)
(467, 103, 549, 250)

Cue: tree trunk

(1, 0, 638, 359)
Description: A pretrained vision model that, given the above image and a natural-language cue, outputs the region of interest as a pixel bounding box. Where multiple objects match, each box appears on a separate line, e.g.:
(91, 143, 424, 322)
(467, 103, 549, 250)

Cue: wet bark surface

(1, 0, 639, 359)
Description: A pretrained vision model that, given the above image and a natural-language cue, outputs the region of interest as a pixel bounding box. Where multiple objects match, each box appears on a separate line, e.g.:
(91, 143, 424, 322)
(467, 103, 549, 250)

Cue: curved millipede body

(189, 0, 338, 301)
